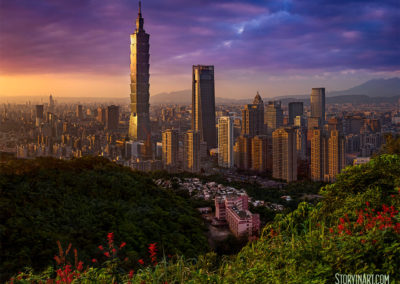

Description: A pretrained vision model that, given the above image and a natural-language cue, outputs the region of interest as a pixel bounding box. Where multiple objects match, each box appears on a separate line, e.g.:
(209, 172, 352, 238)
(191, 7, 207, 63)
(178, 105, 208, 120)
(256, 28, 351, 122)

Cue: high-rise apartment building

(310, 129, 328, 181)
(325, 117, 342, 134)
(184, 130, 200, 173)
(162, 129, 179, 170)
(234, 135, 270, 172)
(234, 135, 252, 170)
(272, 128, 297, 182)
(36, 105, 44, 119)
(218, 116, 234, 168)
(49, 95, 55, 112)
(106, 105, 119, 131)
(307, 116, 322, 146)
(265, 101, 283, 134)
(308, 117, 322, 130)
(288, 102, 303, 126)
(192, 65, 216, 149)
(76, 105, 83, 119)
(295, 127, 307, 160)
(129, 2, 151, 140)
(294, 115, 307, 128)
(35, 105, 44, 126)
(141, 133, 153, 160)
(327, 130, 346, 181)
(311, 128, 345, 182)
(242, 93, 264, 136)
(310, 88, 326, 124)
(251, 135, 269, 172)
(97, 107, 106, 124)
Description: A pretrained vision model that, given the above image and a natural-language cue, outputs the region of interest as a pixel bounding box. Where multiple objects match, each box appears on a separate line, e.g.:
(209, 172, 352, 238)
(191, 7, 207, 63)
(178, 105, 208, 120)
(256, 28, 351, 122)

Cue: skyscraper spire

(136, 1, 144, 31)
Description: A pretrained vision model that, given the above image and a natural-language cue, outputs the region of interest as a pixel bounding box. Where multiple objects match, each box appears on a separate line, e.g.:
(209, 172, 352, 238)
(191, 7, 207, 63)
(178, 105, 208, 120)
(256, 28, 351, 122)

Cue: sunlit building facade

(162, 129, 179, 169)
(251, 135, 269, 172)
(218, 116, 234, 168)
(272, 128, 297, 182)
(129, 2, 151, 140)
(184, 130, 200, 173)
(192, 65, 217, 149)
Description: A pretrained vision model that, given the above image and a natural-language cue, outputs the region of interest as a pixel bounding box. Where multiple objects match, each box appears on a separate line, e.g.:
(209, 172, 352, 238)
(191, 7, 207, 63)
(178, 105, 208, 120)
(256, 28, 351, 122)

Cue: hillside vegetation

(0, 157, 208, 282)
(4, 154, 400, 283)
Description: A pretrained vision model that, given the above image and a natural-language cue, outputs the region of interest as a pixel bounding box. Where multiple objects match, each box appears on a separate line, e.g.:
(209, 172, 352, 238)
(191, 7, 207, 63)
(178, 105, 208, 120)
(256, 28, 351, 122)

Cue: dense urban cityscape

(1, 0, 399, 283)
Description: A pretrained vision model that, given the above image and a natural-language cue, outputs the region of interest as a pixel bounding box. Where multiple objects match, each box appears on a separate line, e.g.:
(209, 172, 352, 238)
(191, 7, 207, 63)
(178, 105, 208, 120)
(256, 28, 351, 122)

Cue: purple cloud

(0, 0, 398, 77)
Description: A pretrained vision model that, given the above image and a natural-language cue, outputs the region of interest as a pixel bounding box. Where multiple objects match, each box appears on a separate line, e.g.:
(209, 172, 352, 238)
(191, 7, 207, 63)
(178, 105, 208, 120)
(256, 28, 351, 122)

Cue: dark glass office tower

(310, 88, 325, 124)
(288, 102, 303, 125)
(35, 105, 44, 119)
(106, 105, 119, 131)
(192, 65, 216, 149)
(265, 101, 283, 135)
(242, 92, 265, 136)
(129, 1, 150, 140)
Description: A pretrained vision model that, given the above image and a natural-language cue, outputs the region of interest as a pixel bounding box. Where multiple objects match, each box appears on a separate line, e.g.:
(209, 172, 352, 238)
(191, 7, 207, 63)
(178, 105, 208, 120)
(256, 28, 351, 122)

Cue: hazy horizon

(1, 76, 400, 105)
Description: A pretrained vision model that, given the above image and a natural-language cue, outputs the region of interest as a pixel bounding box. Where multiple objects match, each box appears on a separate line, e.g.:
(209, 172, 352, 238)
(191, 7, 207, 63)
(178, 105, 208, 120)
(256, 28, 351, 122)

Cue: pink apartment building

(215, 194, 260, 238)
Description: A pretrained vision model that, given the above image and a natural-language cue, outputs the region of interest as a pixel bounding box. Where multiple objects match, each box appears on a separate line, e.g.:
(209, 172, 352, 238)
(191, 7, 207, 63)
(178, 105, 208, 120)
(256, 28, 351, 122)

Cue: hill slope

(0, 157, 208, 281)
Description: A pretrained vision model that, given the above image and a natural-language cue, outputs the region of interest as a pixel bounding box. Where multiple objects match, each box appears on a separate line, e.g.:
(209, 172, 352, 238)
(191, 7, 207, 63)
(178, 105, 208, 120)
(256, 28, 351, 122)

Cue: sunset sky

(0, 0, 399, 99)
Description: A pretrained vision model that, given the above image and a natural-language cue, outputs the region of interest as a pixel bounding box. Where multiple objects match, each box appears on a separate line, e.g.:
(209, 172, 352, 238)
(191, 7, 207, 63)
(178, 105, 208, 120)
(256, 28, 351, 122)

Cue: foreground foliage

(6, 155, 400, 283)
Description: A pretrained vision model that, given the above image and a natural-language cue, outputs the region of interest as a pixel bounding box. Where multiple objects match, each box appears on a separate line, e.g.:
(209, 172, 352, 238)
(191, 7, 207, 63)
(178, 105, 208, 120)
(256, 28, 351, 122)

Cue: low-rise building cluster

(215, 194, 260, 238)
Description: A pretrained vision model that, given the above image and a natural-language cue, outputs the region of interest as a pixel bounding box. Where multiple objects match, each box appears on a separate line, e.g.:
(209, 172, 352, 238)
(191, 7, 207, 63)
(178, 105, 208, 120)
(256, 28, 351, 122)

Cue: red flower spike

(148, 243, 158, 264)
(104, 252, 110, 257)
(129, 270, 134, 279)
(138, 259, 144, 265)
(120, 242, 126, 248)
(98, 245, 104, 251)
(77, 261, 83, 272)
(107, 232, 114, 247)
(107, 232, 114, 240)
(92, 258, 97, 263)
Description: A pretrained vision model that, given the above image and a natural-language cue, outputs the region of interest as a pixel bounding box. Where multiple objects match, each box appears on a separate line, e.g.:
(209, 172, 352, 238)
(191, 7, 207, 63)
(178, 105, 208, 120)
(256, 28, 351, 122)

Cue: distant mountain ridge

(327, 78, 400, 97)
(150, 77, 400, 105)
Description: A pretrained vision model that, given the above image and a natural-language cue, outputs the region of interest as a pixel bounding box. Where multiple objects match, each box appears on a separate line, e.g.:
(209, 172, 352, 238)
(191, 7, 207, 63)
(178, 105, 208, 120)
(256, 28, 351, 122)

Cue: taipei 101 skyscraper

(129, 1, 150, 140)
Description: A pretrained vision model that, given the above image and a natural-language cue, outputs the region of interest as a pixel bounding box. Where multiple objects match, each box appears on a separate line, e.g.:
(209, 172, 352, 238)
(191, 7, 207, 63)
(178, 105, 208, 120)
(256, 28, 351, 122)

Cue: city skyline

(1, 0, 399, 99)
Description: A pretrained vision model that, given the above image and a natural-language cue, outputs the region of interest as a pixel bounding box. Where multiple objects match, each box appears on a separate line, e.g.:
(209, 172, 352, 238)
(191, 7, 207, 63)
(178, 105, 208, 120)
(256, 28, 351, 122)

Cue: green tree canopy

(0, 157, 208, 282)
